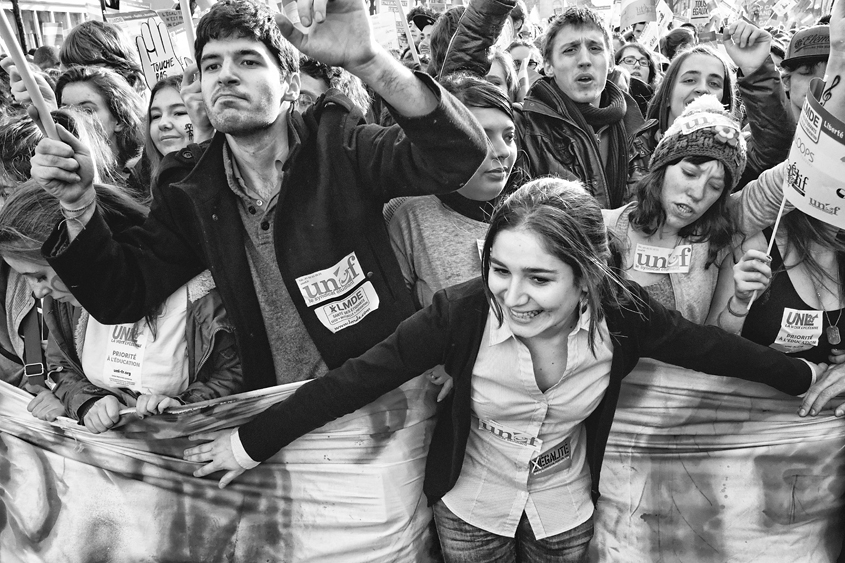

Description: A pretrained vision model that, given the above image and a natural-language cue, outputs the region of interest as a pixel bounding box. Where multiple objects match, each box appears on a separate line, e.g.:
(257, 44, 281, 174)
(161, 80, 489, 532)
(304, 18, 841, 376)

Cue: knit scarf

(553, 80, 630, 208)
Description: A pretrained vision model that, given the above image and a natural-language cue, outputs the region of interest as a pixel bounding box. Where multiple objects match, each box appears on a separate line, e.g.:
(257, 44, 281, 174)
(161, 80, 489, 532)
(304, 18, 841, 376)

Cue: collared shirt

(441, 307, 613, 539)
(222, 138, 328, 385)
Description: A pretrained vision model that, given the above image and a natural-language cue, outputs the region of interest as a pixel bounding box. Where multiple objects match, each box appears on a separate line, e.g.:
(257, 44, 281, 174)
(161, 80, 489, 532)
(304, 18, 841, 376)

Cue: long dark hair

(776, 212, 845, 294)
(481, 178, 631, 352)
(645, 45, 738, 133)
(629, 155, 736, 267)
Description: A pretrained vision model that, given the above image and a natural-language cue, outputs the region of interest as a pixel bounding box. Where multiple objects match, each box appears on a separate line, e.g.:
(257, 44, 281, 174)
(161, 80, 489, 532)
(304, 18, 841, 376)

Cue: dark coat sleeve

(238, 286, 456, 462)
(344, 72, 488, 201)
(41, 178, 207, 325)
(736, 57, 797, 189)
(438, 0, 516, 79)
(621, 285, 812, 396)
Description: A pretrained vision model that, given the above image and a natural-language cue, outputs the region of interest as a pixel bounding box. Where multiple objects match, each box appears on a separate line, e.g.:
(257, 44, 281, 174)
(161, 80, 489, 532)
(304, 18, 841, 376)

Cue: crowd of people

(1, 0, 845, 560)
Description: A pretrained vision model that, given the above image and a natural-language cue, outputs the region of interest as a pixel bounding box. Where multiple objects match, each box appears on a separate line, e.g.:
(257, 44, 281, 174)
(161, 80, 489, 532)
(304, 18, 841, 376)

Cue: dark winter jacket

(43, 76, 488, 391)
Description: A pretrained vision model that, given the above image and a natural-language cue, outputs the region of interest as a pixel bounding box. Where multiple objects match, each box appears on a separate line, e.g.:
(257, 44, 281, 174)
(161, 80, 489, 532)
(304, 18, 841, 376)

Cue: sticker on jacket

(314, 281, 380, 333)
(529, 438, 572, 477)
(633, 243, 693, 274)
(770, 308, 822, 353)
(476, 417, 542, 450)
(296, 252, 367, 307)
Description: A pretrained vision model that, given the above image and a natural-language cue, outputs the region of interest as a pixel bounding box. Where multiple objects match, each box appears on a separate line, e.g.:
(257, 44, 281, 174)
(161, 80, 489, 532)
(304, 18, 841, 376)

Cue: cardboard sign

(620, 0, 656, 29)
(136, 17, 186, 89)
(655, 0, 673, 32)
(688, 0, 711, 26)
(106, 11, 188, 87)
(156, 9, 185, 31)
(784, 79, 845, 229)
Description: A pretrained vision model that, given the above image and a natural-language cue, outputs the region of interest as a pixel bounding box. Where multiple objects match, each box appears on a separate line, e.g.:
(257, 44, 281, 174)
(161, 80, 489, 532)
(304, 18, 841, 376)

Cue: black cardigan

(238, 277, 812, 505)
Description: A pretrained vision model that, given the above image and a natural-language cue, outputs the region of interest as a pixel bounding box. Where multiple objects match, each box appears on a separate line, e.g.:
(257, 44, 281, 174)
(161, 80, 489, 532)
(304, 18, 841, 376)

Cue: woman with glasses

(507, 40, 543, 96)
(615, 43, 659, 89)
(614, 42, 659, 116)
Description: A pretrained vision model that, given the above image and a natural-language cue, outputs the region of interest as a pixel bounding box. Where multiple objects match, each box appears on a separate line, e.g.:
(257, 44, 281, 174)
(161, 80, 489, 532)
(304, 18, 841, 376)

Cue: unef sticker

(295, 252, 367, 307)
(314, 282, 380, 334)
(633, 244, 693, 274)
(103, 323, 148, 390)
(771, 308, 823, 353)
(529, 438, 572, 477)
(477, 418, 542, 450)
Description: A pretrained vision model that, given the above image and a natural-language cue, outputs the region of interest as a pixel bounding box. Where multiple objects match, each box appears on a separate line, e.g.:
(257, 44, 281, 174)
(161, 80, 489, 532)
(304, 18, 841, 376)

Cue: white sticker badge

(102, 324, 148, 390)
(633, 243, 693, 274)
(314, 281, 380, 333)
(530, 438, 572, 477)
(477, 418, 542, 450)
(295, 252, 367, 307)
(771, 308, 823, 353)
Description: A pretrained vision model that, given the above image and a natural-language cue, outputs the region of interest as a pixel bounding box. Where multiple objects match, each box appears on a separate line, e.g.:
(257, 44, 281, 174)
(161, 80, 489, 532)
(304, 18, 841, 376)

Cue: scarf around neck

(551, 80, 630, 208)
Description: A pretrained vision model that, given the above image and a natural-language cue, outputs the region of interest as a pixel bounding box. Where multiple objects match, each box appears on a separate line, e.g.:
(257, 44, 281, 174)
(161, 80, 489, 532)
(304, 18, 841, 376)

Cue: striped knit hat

(649, 95, 747, 190)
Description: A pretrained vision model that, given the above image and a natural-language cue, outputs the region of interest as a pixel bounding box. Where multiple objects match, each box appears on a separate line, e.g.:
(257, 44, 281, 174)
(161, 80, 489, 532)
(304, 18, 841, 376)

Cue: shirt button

(260, 222, 270, 231)
(256, 199, 263, 207)
(248, 206, 256, 214)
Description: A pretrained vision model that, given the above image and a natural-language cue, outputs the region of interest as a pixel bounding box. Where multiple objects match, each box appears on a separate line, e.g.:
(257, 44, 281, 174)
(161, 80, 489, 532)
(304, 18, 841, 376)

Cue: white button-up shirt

(441, 307, 613, 539)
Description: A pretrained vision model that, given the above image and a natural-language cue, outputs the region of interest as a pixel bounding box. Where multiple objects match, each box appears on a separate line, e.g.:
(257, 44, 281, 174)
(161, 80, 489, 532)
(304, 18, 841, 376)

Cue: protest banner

(689, 0, 711, 26)
(638, 22, 660, 50)
(655, 0, 674, 31)
(370, 11, 400, 52)
(0, 376, 438, 562)
(620, 0, 656, 28)
(106, 11, 188, 88)
(784, 79, 845, 229)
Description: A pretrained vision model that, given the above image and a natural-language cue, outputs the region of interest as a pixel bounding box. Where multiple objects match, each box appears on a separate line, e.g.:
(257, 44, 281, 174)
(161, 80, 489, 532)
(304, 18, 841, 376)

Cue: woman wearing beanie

(629, 21, 794, 194)
(605, 94, 770, 324)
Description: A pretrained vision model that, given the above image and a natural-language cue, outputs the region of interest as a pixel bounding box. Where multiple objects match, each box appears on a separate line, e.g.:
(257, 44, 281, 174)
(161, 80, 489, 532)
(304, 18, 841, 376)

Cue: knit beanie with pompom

(649, 95, 747, 190)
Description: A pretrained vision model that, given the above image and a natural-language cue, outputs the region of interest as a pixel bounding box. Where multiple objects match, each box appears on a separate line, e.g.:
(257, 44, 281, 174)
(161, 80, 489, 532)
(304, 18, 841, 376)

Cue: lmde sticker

(296, 252, 367, 307)
(315, 282, 380, 334)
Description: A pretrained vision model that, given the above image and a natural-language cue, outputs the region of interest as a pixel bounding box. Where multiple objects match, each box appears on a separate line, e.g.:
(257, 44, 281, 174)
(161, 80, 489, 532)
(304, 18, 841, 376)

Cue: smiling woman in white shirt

(185, 178, 819, 563)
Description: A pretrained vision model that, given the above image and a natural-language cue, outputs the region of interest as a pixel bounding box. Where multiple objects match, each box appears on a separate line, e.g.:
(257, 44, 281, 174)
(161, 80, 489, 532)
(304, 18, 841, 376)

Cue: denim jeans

(433, 501, 593, 563)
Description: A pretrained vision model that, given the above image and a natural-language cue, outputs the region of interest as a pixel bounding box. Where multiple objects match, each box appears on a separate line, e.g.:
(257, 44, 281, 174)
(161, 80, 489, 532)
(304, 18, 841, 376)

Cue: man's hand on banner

(722, 19, 772, 76)
(275, 0, 378, 74)
(0, 58, 58, 112)
(799, 363, 845, 418)
(184, 430, 247, 488)
(136, 17, 185, 90)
